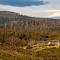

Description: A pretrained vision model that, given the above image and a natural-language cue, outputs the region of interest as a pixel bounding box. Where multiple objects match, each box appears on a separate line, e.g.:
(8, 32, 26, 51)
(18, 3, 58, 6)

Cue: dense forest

(0, 11, 60, 60)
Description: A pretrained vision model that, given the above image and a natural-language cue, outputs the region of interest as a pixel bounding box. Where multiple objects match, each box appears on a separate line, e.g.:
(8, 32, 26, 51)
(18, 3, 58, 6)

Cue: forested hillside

(0, 11, 60, 32)
(0, 11, 60, 60)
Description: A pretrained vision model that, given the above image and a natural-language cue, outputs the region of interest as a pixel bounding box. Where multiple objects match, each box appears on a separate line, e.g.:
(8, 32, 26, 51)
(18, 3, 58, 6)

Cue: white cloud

(48, 12, 60, 18)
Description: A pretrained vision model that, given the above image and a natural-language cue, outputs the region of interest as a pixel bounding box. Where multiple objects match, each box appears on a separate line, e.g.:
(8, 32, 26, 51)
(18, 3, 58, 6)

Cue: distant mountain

(0, 11, 60, 32)
(53, 16, 60, 19)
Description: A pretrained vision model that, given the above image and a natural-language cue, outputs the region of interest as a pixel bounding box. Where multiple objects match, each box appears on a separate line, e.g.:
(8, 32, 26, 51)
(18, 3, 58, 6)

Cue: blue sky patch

(0, 0, 48, 7)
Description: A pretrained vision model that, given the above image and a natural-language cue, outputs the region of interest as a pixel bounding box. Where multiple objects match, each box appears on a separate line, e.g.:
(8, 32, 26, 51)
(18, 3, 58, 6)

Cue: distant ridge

(0, 11, 60, 32)
(0, 11, 58, 20)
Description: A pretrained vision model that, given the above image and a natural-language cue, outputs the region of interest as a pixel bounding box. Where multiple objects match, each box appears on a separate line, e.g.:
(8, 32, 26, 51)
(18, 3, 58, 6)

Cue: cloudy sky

(0, 0, 60, 18)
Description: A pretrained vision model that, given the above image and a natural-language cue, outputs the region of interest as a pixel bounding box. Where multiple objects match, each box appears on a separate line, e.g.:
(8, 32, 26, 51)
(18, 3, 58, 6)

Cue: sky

(0, 0, 60, 18)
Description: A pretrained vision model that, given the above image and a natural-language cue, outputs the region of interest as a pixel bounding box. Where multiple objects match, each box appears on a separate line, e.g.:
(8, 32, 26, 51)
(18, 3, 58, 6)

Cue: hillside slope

(0, 11, 60, 60)
(0, 11, 60, 32)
